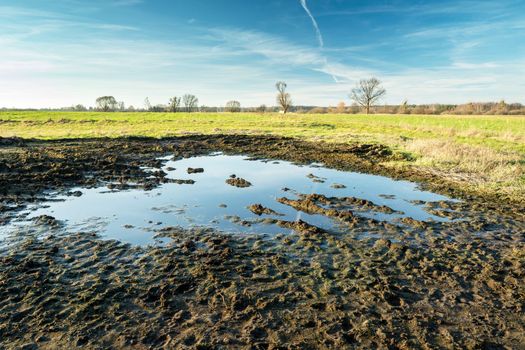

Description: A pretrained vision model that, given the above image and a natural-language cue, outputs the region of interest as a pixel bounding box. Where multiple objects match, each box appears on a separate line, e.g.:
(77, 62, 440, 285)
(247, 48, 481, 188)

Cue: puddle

(0, 154, 456, 246)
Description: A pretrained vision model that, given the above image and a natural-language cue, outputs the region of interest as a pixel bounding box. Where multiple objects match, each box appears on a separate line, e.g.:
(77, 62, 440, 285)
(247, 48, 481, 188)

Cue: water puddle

(1, 154, 456, 246)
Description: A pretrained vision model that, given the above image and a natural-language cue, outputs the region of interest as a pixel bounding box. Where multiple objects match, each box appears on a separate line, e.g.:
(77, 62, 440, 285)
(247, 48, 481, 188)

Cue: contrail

(299, 0, 339, 83)
(299, 0, 323, 47)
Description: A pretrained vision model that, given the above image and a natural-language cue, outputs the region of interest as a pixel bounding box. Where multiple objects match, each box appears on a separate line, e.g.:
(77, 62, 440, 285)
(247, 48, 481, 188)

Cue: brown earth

(0, 135, 524, 349)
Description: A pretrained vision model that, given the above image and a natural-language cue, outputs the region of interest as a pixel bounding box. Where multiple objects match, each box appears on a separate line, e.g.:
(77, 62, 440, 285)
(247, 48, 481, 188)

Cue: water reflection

(1, 154, 454, 246)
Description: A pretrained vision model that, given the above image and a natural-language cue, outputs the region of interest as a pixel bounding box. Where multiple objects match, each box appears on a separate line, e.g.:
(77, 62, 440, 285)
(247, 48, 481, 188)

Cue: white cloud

(0, 4, 524, 108)
(299, 0, 323, 47)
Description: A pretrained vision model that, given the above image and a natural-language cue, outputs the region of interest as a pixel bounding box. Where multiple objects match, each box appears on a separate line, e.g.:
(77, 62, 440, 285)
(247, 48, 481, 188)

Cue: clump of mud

(247, 204, 283, 216)
(169, 179, 196, 185)
(226, 175, 252, 188)
(331, 183, 346, 189)
(306, 173, 326, 183)
(187, 167, 204, 174)
(276, 193, 401, 226)
(274, 218, 326, 235)
(32, 214, 61, 228)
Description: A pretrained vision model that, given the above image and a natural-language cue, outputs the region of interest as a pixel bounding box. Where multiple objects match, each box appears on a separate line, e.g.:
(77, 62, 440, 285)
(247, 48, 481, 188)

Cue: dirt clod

(247, 204, 283, 216)
(187, 167, 204, 174)
(226, 176, 252, 188)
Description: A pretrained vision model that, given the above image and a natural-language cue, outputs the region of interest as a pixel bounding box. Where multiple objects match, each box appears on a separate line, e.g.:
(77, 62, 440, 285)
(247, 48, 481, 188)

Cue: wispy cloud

(316, 1, 516, 17)
(209, 28, 325, 67)
(0, 6, 60, 18)
(1, 1, 524, 108)
(299, 0, 323, 47)
(111, 0, 143, 6)
(296, 2, 344, 83)
(94, 24, 138, 31)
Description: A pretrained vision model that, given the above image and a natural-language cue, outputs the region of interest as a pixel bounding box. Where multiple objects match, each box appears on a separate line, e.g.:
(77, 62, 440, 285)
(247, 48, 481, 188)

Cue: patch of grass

(1, 111, 524, 202)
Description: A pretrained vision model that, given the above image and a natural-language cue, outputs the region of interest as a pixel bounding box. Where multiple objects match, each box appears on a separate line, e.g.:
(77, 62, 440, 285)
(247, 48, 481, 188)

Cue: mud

(170, 179, 196, 185)
(0, 135, 523, 210)
(0, 135, 524, 349)
(1, 225, 523, 349)
(278, 193, 401, 216)
(306, 173, 327, 184)
(226, 175, 252, 188)
(187, 167, 204, 174)
(247, 204, 284, 217)
(331, 183, 346, 189)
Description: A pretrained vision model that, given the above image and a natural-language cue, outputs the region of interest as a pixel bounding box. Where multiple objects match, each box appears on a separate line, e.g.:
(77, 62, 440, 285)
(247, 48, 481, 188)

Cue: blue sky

(1, 0, 524, 108)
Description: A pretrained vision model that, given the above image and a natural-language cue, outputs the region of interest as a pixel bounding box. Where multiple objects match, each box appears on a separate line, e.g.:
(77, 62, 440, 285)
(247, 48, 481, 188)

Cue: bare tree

(225, 100, 241, 113)
(96, 96, 118, 112)
(118, 101, 125, 111)
(182, 94, 199, 112)
(350, 78, 386, 114)
(276, 81, 292, 114)
(144, 97, 152, 111)
(169, 97, 181, 112)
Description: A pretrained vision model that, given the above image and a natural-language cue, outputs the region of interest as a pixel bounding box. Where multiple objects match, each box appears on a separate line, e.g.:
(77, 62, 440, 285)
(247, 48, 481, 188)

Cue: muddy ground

(0, 135, 524, 349)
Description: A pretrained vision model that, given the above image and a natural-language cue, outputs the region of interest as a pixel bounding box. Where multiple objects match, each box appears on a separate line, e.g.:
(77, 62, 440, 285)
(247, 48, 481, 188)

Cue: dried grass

(405, 139, 523, 186)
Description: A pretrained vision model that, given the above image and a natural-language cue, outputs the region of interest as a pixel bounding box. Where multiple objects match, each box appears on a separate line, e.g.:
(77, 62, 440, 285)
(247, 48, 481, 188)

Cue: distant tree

(128, 105, 135, 112)
(151, 104, 166, 112)
(96, 96, 118, 112)
(497, 100, 508, 114)
(225, 100, 241, 112)
(118, 101, 125, 111)
(169, 97, 181, 112)
(257, 104, 267, 113)
(182, 94, 199, 112)
(308, 107, 328, 114)
(144, 97, 152, 111)
(73, 104, 87, 111)
(276, 81, 292, 114)
(350, 78, 386, 114)
(336, 101, 346, 113)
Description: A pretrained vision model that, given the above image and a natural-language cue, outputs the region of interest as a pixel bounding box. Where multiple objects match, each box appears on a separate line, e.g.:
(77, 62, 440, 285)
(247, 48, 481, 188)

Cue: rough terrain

(0, 135, 523, 349)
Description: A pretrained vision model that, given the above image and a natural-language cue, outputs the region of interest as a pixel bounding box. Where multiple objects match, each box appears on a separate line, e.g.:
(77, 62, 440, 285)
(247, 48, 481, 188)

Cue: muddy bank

(0, 135, 523, 214)
(0, 135, 524, 349)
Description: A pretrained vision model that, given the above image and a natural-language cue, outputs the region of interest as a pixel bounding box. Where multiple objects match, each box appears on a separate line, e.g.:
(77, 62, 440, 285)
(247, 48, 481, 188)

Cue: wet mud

(187, 167, 204, 174)
(247, 204, 284, 217)
(0, 135, 524, 349)
(226, 175, 252, 188)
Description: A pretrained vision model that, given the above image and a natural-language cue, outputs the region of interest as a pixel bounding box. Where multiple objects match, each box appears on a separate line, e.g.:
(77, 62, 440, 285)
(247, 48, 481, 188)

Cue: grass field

(1, 111, 524, 202)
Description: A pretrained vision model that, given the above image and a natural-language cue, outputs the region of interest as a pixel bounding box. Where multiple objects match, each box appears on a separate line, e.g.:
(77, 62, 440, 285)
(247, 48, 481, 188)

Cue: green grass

(1, 111, 524, 202)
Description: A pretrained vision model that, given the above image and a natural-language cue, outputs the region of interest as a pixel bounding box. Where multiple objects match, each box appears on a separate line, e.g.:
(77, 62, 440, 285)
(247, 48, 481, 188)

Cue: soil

(226, 175, 252, 188)
(247, 204, 283, 217)
(0, 135, 524, 349)
(187, 167, 204, 174)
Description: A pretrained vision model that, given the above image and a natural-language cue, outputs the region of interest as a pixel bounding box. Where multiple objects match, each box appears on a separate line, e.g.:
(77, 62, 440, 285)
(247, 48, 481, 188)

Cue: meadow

(1, 111, 524, 203)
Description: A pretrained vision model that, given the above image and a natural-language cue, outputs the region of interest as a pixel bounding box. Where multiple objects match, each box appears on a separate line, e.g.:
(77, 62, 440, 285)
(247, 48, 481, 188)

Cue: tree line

(39, 78, 524, 115)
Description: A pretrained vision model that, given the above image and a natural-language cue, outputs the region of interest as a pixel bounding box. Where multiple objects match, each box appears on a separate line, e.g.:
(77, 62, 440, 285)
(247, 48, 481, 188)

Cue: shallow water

(1, 154, 455, 246)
